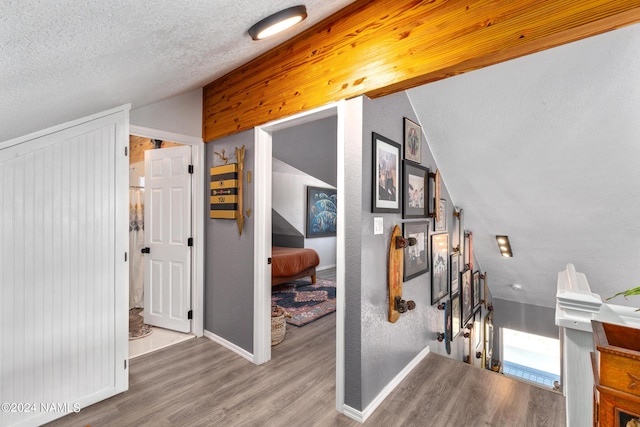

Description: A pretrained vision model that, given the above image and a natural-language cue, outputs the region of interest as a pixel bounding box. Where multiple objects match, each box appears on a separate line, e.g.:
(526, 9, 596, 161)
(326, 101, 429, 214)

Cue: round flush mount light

(248, 5, 308, 40)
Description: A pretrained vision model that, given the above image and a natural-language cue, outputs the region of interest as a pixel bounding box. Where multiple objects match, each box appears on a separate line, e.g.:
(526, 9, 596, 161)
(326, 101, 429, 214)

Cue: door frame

(129, 125, 205, 337)
(253, 101, 347, 412)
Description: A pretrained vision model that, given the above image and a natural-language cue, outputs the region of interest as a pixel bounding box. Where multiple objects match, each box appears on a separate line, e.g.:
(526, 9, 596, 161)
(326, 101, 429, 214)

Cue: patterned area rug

(271, 278, 336, 327)
(129, 307, 153, 340)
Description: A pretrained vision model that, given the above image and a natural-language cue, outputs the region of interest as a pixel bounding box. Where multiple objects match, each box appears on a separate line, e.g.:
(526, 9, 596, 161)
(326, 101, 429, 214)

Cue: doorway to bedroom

(270, 115, 338, 342)
(254, 100, 350, 411)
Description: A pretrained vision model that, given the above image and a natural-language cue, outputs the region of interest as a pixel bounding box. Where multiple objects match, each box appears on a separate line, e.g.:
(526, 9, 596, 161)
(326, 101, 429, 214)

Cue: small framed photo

(461, 269, 473, 325)
(372, 133, 401, 213)
(403, 221, 429, 281)
(403, 117, 422, 164)
(450, 254, 460, 295)
(402, 161, 429, 219)
(431, 232, 449, 305)
(451, 292, 461, 340)
(434, 198, 446, 231)
(473, 271, 481, 309)
(306, 186, 337, 238)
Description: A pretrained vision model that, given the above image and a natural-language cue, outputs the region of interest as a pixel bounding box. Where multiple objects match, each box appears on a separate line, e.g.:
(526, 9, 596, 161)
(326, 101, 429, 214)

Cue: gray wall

(492, 298, 559, 361)
(205, 129, 255, 352)
(273, 116, 337, 187)
(344, 92, 467, 411)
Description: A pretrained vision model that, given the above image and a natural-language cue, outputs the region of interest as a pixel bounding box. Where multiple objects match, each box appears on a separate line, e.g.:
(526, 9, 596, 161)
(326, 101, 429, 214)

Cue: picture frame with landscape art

(372, 132, 401, 213)
(402, 161, 429, 219)
(403, 117, 421, 164)
(403, 221, 429, 281)
(431, 233, 449, 305)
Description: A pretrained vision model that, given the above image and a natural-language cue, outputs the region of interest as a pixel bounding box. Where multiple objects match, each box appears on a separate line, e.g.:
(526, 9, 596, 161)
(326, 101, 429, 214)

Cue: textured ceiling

(407, 22, 640, 308)
(0, 0, 355, 142)
(5, 1, 639, 310)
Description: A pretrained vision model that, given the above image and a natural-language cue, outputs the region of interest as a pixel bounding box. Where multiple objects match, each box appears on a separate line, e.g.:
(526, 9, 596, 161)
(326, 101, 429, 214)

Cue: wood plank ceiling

(203, 0, 640, 142)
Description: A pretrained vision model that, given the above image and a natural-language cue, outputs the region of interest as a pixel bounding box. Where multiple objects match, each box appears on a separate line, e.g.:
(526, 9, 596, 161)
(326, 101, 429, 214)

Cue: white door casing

(144, 145, 192, 333)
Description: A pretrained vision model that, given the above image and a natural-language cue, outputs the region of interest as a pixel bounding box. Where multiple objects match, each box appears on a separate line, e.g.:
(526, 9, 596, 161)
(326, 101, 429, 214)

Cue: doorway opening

(501, 327, 561, 391)
(254, 101, 348, 411)
(128, 128, 205, 358)
(270, 116, 338, 350)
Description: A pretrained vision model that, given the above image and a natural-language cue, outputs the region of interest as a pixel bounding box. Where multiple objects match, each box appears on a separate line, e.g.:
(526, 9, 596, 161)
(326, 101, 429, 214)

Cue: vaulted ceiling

(407, 22, 640, 308)
(4, 1, 640, 309)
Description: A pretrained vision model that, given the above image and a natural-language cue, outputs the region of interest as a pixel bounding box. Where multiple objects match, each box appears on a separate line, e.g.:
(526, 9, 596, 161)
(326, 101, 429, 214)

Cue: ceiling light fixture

(496, 235, 513, 257)
(248, 5, 307, 40)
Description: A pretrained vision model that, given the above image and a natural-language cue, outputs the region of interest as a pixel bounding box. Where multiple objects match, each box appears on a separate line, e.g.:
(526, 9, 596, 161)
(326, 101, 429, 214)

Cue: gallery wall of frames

(374, 117, 497, 370)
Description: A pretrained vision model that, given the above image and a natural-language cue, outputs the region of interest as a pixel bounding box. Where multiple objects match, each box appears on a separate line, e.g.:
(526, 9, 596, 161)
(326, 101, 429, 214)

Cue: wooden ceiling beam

(203, 0, 640, 142)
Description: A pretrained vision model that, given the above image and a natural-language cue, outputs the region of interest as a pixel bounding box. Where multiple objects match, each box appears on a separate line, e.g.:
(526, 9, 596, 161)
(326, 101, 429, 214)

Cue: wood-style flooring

(49, 271, 565, 426)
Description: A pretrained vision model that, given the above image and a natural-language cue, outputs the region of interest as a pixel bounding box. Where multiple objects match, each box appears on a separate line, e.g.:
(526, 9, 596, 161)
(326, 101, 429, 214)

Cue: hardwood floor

(49, 270, 565, 426)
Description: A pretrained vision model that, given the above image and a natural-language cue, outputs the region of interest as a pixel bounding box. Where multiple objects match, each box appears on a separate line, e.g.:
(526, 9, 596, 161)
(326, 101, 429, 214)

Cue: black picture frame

(461, 269, 473, 325)
(306, 186, 337, 238)
(473, 270, 481, 309)
(451, 292, 461, 340)
(402, 161, 429, 219)
(450, 253, 460, 295)
(403, 117, 422, 164)
(372, 132, 401, 213)
(403, 221, 429, 281)
(430, 232, 449, 305)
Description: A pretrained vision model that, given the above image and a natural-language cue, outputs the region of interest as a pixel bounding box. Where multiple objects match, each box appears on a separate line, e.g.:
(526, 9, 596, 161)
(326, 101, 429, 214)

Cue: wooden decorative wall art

(210, 145, 246, 235)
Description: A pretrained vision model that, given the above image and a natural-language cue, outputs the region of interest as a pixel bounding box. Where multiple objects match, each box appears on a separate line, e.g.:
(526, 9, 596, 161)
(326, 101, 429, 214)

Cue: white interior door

(144, 145, 192, 333)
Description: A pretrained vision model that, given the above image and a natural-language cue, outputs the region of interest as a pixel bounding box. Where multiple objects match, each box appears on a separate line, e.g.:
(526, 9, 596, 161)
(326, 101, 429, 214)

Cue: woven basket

(271, 314, 286, 346)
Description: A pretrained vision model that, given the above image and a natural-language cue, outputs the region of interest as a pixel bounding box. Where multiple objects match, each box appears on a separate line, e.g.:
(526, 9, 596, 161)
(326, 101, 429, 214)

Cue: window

(502, 328, 560, 390)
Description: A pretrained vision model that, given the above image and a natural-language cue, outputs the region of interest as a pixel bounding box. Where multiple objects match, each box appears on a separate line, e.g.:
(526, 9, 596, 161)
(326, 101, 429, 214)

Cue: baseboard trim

(203, 329, 255, 363)
(317, 264, 337, 272)
(342, 345, 431, 424)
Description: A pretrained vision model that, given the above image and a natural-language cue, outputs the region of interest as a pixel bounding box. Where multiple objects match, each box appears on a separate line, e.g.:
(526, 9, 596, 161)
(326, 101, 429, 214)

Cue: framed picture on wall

(403, 117, 422, 164)
(434, 198, 446, 231)
(450, 253, 460, 295)
(403, 221, 429, 281)
(473, 271, 481, 309)
(451, 292, 461, 340)
(372, 132, 401, 213)
(306, 186, 337, 238)
(461, 269, 473, 325)
(430, 232, 449, 305)
(402, 161, 429, 219)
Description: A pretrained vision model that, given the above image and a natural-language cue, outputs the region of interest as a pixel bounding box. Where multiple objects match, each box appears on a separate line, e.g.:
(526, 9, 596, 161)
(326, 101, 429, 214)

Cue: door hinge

(125, 147, 128, 156)
(188, 237, 193, 247)
(124, 252, 128, 262)
(124, 360, 127, 369)
(268, 257, 272, 264)
(188, 164, 194, 174)
(188, 310, 193, 320)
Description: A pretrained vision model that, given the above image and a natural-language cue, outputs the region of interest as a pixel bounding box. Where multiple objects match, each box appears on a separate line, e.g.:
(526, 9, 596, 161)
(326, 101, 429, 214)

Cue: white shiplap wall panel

(0, 107, 129, 427)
